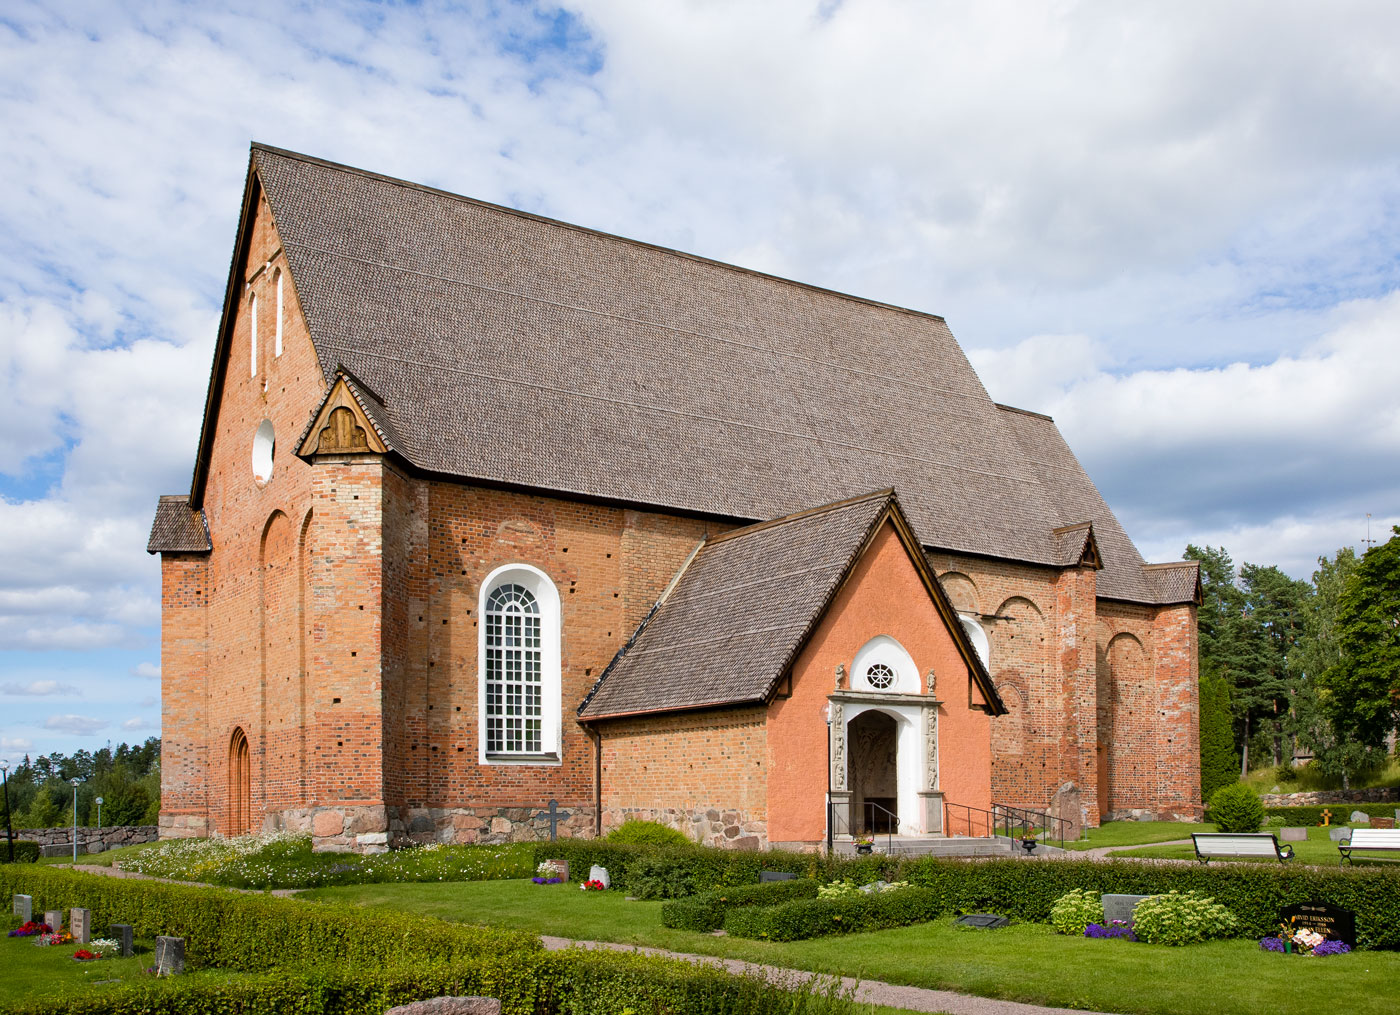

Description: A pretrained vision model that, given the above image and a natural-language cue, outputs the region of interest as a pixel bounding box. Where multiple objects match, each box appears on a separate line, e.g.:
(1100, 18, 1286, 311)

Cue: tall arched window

(249, 290, 258, 377)
(959, 615, 990, 670)
(273, 268, 284, 357)
(229, 727, 251, 835)
(478, 564, 561, 764)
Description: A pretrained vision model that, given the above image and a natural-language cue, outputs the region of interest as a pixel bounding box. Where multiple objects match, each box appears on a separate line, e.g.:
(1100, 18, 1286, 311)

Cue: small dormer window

(865, 663, 895, 689)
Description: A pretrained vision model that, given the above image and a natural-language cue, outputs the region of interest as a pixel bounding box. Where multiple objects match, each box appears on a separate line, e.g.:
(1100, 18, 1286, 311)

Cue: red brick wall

(158, 555, 210, 837)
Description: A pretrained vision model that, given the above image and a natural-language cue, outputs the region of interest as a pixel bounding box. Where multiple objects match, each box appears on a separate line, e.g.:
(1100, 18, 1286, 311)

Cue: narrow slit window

(274, 269, 284, 357)
(249, 290, 258, 376)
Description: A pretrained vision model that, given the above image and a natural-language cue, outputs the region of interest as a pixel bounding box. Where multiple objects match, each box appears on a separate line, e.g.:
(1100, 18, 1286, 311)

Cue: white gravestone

(588, 865, 610, 889)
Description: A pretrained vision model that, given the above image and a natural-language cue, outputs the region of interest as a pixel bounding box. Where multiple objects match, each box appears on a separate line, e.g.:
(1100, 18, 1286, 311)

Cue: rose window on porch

(865, 663, 896, 690)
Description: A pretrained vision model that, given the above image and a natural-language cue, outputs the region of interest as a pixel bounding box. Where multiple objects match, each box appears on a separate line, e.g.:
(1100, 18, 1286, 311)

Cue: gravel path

(540, 935, 1116, 1015)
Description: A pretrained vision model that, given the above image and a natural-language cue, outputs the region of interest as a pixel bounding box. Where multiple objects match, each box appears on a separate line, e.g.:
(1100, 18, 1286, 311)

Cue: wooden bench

(1338, 828, 1400, 864)
(1192, 832, 1293, 863)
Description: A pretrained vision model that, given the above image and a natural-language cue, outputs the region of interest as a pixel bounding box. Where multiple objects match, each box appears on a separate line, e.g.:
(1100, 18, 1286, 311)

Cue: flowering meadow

(118, 831, 535, 889)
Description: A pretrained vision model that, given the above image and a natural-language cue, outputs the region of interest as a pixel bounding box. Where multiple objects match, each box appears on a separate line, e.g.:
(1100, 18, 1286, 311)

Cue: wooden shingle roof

(146, 495, 211, 554)
(166, 144, 1194, 606)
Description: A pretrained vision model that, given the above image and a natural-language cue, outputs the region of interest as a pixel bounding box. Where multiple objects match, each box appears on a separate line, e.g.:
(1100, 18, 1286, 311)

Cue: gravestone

(384, 997, 502, 1015)
(110, 923, 134, 958)
(1102, 894, 1152, 929)
(1046, 782, 1083, 842)
(535, 799, 570, 842)
(955, 913, 1009, 929)
(759, 870, 795, 882)
(587, 865, 610, 889)
(1372, 816, 1395, 829)
(1328, 826, 1351, 841)
(155, 936, 185, 975)
(546, 858, 569, 882)
(13, 894, 32, 923)
(70, 907, 91, 944)
(1279, 827, 1308, 842)
(44, 910, 63, 934)
(1281, 902, 1355, 947)
(1350, 811, 1371, 826)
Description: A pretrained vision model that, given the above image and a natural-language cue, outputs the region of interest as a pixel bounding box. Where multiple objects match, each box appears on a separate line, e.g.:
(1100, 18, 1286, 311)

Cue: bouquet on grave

(36, 931, 74, 947)
(533, 860, 566, 884)
(580, 878, 606, 891)
(8, 921, 52, 938)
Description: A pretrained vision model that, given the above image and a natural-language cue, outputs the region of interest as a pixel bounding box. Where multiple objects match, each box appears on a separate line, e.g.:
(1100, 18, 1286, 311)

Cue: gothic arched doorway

(229, 727, 251, 835)
(848, 710, 898, 834)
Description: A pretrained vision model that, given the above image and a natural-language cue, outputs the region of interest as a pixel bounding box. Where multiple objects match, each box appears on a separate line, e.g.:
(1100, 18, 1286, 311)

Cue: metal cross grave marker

(538, 798, 570, 841)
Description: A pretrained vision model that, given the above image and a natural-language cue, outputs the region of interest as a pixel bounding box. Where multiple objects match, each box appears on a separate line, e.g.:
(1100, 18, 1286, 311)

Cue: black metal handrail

(942, 800, 1072, 846)
(862, 800, 897, 854)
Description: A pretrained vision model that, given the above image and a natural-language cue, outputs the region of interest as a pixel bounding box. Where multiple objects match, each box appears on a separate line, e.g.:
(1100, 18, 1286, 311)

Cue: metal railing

(829, 800, 899, 854)
(942, 800, 1072, 846)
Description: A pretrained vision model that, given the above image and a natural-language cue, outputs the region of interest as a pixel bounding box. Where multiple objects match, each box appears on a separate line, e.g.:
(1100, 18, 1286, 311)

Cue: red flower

(73, 949, 99, 961)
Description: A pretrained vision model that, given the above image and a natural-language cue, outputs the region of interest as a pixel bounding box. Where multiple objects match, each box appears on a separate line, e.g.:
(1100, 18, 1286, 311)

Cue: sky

(1, 0, 1397, 761)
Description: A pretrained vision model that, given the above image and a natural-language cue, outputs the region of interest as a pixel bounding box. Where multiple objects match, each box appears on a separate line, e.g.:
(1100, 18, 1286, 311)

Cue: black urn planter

(856, 843, 874, 855)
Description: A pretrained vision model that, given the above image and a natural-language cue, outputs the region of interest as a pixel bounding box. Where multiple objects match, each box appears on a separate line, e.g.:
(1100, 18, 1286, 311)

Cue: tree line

(1, 737, 160, 830)
(1191, 526, 1400, 801)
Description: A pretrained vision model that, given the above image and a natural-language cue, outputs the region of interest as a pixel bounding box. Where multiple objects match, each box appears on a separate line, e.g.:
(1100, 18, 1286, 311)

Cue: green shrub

(625, 854, 698, 899)
(606, 820, 691, 848)
(724, 886, 944, 941)
(0, 840, 40, 864)
(1208, 783, 1265, 832)
(661, 878, 819, 931)
(1131, 890, 1239, 946)
(1049, 888, 1103, 936)
(0, 864, 535, 971)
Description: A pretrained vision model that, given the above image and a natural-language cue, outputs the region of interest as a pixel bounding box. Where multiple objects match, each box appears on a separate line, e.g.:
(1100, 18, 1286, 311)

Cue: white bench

(1192, 832, 1293, 863)
(1338, 828, 1400, 864)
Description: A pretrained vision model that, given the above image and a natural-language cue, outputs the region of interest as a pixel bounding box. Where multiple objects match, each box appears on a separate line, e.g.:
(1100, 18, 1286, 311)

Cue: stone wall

(1261, 787, 1400, 807)
(11, 825, 158, 849)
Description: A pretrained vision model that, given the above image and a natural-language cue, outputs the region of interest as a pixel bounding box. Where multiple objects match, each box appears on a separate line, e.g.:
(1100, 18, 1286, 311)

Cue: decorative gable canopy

(146, 495, 211, 554)
(296, 368, 399, 459)
(578, 490, 1005, 722)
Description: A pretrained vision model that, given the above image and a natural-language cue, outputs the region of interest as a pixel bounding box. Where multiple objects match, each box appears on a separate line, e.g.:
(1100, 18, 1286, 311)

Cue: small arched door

(229, 727, 251, 835)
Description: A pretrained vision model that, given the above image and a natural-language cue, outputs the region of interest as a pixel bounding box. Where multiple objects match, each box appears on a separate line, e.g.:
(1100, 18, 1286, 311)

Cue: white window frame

(851, 635, 919, 694)
(959, 614, 991, 670)
(477, 563, 561, 765)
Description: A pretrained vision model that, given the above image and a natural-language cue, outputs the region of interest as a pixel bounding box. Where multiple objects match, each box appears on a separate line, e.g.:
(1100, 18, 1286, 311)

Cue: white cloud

(131, 663, 160, 680)
(120, 717, 158, 731)
(0, 680, 80, 697)
(42, 714, 108, 735)
(0, 737, 34, 754)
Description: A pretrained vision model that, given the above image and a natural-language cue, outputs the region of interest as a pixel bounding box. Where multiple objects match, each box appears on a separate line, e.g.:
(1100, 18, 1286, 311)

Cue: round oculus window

(252, 419, 275, 482)
(866, 663, 895, 689)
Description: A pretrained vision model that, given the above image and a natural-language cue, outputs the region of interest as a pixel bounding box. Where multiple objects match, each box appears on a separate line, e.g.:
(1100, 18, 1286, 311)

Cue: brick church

(149, 145, 1202, 852)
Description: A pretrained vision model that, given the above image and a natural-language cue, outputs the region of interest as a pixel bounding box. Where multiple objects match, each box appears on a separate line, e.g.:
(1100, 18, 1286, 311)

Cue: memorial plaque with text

(1280, 902, 1355, 946)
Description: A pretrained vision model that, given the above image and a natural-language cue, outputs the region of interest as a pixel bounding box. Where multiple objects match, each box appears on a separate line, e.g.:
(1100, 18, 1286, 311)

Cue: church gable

(296, 370, 393, 458)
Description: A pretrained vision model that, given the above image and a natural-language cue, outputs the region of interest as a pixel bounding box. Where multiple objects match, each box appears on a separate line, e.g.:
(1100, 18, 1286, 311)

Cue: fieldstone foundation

(602, 805, 767, 850)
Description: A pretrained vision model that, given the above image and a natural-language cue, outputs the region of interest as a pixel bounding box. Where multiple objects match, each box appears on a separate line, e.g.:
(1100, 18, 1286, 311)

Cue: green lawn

(38, 841, 163, 867)
(1061, 820, 1213, 851)
(302, 879, 1400, 1015)
(1113, 825, 1394, 866)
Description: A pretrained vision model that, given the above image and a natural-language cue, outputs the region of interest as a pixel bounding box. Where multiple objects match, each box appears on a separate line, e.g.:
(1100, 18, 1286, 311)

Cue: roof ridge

(1143, 560, 1199, 570)
(702, 488, 894, 547)
(250, 143, 950, 326)
(994, 402, 1055, 422)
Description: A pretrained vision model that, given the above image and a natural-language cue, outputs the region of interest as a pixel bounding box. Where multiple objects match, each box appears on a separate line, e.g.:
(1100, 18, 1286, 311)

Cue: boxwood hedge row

(0, 840, 40, 864)
(724, 887, 944, 941)
(0, 865, 535, 970)
(661, 878, 819, 931)
(1264, 804, 1398, 825)
(1, 949, 856, 1015)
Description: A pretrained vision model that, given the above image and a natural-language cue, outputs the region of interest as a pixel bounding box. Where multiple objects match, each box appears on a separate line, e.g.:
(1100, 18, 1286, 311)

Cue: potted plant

(1019, 828, 1038, 853)
(854, 833, 875, 855)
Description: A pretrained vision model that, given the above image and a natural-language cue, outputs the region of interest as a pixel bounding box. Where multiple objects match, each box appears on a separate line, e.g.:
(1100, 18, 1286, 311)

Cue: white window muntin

(477, 563, 561, 765)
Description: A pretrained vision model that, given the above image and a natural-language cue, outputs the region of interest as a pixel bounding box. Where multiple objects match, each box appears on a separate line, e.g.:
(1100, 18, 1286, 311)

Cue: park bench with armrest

(1191, 832, 1293, 863)
(1338, 828, 1400, 864)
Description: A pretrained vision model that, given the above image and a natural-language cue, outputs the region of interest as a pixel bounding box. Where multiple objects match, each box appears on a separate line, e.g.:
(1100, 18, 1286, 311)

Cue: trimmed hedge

(1264, 804, 1398, 825)
(0, 840, 40, 864)
(662, 878, 819, 931)
(0, 864, 535, 971)
(2, 949, 857, 1015)
(725, 887, 943, 941)
(894, 857, 1400, 949)
(535, 840, 894, 895)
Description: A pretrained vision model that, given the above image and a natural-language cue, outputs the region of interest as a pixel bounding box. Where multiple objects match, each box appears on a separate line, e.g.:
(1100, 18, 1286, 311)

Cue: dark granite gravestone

(1102, 894, 1152, 929)
(13, 894, 31, 923)
(1281, 902, 1355, 946)
(955, 913, 1009, 929)
(110, 924, 134, 958)
(759, 870, 795, 882)
(155, 936, 185, 975)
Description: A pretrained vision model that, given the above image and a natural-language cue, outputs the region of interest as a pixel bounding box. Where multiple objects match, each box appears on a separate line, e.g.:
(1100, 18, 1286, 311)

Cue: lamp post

(823, 703, 833, 856)
(69, 777, 82, 863)
(1, 760, 13, 864)
(96, 796, 104, 832)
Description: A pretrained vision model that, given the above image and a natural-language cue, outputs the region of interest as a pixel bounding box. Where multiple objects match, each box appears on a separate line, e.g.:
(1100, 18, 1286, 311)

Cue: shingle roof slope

(578, 491, 891, 719)
(146, 495, 211, 554)
(1144, 561, 1202, 605)
(248, 145, 1176, 604)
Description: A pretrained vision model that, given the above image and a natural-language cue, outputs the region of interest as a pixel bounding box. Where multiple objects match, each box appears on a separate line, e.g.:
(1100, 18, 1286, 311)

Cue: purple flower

(1259, 936, 1286, 952)
(1085, 923, 1136, 941)
(1312, 940, 1351, 957)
